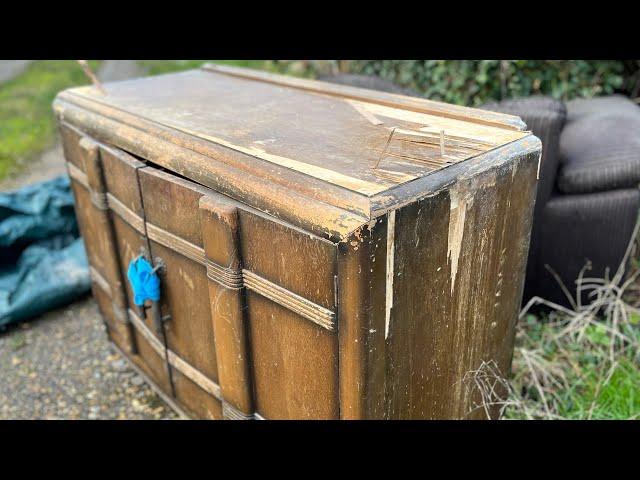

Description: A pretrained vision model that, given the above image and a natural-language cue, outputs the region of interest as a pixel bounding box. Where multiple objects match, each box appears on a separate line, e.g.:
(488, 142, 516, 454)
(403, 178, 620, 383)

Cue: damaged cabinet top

(54, 64, 540, 241)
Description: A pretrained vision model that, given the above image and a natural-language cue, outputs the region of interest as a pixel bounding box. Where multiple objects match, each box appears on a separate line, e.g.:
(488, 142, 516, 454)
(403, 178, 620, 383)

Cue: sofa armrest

(481, 97, 567, 208)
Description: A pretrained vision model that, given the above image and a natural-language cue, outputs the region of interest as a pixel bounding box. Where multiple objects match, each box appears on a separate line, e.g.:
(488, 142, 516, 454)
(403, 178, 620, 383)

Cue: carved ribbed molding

(243, 270, 336, 332)
(222, 401, 254, 420)
(66, 161, 88, 188)
(89, 266, 111, 296)
(107, 193, 145, 234)
(90, 191, 109, 210)
(206, 260, 243, 289)
(146, 222, 206, 266)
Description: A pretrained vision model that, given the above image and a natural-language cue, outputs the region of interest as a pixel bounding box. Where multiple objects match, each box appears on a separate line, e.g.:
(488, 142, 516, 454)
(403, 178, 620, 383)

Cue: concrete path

(98, 60, 144, 83)
(0, 61, 178, 420)
(0, 60, 32, 84)
(0, 61, 146, 191)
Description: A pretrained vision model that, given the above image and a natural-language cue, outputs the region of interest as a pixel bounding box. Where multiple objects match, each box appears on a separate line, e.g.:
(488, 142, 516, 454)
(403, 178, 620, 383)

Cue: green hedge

(350, 60, 640, 106)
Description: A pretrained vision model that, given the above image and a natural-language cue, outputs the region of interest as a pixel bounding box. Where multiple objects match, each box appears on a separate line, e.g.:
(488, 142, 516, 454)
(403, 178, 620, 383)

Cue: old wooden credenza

(54, 65, 541, 420)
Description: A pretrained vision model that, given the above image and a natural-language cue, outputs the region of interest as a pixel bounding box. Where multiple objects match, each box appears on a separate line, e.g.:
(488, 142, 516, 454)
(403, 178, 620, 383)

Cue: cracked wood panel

(54, 96, 368, 242)
(202, 64, 528, 131)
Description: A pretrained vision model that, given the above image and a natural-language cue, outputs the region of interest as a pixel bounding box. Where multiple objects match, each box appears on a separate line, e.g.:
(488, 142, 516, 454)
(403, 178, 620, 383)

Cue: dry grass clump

(464, 220, 640, 420)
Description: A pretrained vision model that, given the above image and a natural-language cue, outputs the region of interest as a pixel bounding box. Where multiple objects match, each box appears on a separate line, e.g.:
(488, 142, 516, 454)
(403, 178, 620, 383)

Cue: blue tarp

(0, 175, 90, 328)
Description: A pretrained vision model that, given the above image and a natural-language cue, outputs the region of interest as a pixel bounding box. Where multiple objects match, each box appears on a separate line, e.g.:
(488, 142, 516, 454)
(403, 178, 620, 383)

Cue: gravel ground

(0, 60, 179, 420)
(0, 297, 178, 420)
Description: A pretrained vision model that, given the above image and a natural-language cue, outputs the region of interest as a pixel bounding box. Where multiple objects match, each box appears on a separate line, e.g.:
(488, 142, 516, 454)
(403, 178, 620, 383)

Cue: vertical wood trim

(80, 137, 138, 355)
(199, 195, 255, 417)
(337, 219, 388, 419)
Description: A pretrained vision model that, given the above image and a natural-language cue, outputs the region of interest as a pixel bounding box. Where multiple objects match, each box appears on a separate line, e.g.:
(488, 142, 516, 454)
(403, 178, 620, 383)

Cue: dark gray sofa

(320, 74, 640, 308)
(482, 95, 640, 307)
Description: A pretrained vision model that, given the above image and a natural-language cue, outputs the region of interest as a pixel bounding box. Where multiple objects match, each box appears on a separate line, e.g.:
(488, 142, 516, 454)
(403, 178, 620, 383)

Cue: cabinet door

(138, 166, 341, 419)
(99, 145, 174, 395)
(62, 123, 172, 395)
(237, 210, 340, 419)
(64, 123, 341, 419)
(138, 168, 223, 419)
(63, 124, 135, 356)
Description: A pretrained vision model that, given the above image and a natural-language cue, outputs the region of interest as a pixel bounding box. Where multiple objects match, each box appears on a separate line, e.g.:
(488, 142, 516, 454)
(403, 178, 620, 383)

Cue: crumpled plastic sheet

(0, 175, 90, 328)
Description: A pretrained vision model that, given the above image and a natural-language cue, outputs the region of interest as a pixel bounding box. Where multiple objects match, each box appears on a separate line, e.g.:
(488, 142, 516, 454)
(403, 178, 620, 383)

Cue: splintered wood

(347, 98, 528, 178)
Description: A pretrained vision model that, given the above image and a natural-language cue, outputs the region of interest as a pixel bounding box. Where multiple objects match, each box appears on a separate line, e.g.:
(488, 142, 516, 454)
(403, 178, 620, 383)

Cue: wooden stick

(374, 127, 396, 169)
(77, 60, 106, 95)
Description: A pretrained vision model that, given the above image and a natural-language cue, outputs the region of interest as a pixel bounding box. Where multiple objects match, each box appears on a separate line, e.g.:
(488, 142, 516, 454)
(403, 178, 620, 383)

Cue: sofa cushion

(558, 97, 640, 194)
(566, 94, 640, 122)
(482, 95, 566, 117)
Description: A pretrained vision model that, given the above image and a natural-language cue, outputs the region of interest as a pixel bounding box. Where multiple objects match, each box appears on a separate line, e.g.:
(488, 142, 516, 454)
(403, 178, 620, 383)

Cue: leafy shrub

(349, 60, 640, 106)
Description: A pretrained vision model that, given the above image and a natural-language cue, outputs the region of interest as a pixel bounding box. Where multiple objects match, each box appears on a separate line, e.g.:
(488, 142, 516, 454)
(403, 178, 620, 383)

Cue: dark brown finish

(384, 151, 538, 419)
(337, 217, 389, 419)
(56, 66, 540, 419)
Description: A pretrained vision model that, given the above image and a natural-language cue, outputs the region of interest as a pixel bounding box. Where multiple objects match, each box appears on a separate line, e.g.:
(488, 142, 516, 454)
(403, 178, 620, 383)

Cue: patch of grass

(499, 316, 640, 420)
(137, 60, 317, 78)
(560, 357, 640, 419)
(466, 221, 640, 420)
(0, 60, 100, 181)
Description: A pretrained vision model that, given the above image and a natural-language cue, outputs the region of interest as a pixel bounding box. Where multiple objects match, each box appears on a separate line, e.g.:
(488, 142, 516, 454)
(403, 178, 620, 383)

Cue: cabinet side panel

(385, 149, 539, 419)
